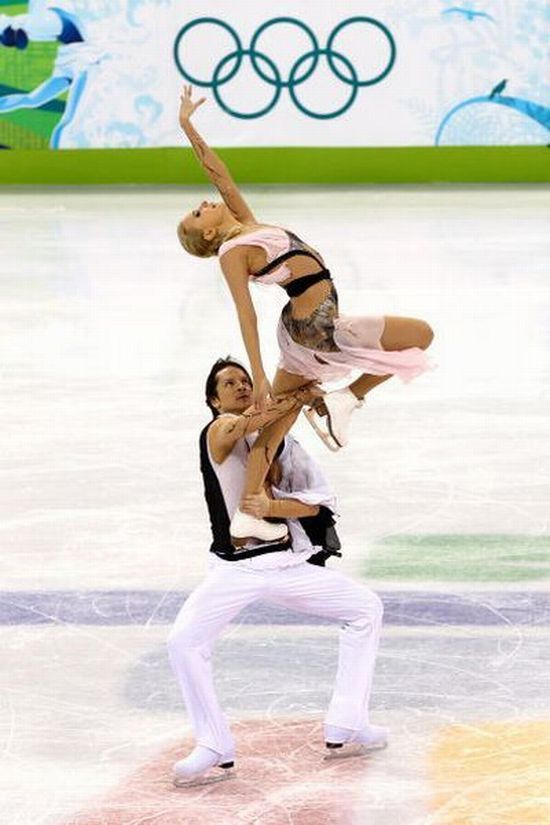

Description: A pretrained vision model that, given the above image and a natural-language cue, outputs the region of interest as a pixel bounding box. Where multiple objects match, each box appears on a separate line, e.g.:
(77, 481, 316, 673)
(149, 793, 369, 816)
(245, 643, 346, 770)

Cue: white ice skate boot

(230, 508, 288, 545)
(324, 724, 388, 760)
(173, 745, 235, 787)
(304, 388, 362, 450)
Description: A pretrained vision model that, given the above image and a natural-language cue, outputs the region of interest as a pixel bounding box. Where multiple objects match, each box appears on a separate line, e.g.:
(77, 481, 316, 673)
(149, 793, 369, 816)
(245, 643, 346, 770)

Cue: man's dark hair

(205, 357, 252, 418)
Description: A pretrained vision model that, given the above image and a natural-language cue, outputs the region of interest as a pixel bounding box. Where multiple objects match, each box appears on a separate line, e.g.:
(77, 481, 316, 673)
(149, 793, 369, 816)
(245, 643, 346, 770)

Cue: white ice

(0, 184, 549, 824)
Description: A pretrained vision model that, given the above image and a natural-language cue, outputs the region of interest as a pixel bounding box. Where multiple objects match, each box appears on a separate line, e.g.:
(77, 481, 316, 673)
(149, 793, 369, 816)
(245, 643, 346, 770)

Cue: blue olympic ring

(173, 16, 396, 120)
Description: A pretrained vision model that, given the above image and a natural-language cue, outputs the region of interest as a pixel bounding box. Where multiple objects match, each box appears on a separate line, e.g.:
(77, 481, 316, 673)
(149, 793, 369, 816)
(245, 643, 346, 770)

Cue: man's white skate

(304, 388, 363, 451)
(173, 745, 235, 788)
(230, 508, 288, 544)
(324, 724, 388, 760)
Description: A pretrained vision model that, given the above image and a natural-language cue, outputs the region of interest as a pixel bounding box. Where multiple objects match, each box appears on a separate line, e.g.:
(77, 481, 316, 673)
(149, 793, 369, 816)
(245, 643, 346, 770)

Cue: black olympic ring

(173, 16, 396, 119)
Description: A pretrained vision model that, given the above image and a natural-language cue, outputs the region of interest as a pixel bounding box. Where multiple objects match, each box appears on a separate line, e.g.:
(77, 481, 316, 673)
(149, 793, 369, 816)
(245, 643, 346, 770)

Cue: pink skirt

(277, 313, 430, 384)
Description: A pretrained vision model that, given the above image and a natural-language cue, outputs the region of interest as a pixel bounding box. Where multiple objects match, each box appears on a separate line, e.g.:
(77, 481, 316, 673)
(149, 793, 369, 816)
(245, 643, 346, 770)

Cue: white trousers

(167, 559, 383, 757)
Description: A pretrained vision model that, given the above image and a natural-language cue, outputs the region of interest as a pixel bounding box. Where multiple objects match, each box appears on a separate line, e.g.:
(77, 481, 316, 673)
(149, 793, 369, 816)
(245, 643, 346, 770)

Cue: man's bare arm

(209, 385, 317, 465)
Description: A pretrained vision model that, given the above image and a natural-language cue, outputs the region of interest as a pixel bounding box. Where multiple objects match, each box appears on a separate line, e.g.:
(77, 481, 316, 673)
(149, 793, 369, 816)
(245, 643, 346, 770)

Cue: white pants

(166, 559, 383, 757)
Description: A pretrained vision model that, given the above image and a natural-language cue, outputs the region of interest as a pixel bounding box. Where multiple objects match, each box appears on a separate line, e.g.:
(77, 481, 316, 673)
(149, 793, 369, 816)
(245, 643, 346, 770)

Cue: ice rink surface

(1, 184, 549, 824)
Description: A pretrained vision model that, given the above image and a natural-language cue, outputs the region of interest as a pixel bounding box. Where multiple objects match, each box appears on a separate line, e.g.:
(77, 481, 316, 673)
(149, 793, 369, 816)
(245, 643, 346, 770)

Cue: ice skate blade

(323, 741, 387, 760)
(173, 766, 235, 788)
(231, 535, 288, 550)
(303, 407, 340, 452)
(231, 536, 250, 548)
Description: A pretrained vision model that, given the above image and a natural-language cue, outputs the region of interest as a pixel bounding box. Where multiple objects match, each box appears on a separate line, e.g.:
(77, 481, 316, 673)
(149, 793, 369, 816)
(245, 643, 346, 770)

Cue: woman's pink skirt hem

(277, 314, 431, 384)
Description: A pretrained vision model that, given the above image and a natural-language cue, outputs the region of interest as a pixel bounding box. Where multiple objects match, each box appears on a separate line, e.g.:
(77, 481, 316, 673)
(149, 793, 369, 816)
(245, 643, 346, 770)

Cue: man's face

(212, 366, 252, 415)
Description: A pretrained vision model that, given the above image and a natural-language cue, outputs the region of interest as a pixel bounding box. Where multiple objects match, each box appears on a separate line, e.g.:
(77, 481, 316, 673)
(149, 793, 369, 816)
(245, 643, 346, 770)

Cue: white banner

(0, 0, 548, 148)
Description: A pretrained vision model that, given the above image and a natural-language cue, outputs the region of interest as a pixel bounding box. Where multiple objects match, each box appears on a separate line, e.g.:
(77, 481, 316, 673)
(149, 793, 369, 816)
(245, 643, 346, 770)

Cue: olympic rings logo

(173, 16, 396, 120)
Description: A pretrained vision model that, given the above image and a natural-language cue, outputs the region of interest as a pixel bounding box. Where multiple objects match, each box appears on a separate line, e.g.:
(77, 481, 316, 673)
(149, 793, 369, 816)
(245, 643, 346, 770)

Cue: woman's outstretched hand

(179, 84, 206, 127)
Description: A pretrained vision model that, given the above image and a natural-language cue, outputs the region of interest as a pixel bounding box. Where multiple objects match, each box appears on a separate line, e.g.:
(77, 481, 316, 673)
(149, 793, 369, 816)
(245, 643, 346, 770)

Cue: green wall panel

(0, 146, 548, 185)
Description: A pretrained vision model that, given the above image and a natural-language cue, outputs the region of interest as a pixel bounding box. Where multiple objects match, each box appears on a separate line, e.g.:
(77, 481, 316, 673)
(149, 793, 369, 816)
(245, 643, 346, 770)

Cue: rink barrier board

(0, 146, 548, 185)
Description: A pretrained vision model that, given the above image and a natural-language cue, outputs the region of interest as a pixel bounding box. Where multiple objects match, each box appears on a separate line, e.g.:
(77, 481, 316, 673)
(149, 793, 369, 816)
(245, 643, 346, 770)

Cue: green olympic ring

(327, 17, 396, 86)
(289, 49, 359, 120)
(174, 17, 243, 88)
(213, 50, 282, 119)
(173, 15, 396, 119)
(249, 17, 320, 88)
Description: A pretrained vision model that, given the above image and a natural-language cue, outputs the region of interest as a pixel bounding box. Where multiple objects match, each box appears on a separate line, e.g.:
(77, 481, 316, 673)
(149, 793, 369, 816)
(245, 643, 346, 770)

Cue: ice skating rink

(1, 185, 549, 825)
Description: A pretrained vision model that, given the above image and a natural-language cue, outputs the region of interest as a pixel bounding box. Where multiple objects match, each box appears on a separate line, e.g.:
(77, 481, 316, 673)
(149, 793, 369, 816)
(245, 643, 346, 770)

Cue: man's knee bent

(166, 623, 207, 657)
(355, 590, 384, 628)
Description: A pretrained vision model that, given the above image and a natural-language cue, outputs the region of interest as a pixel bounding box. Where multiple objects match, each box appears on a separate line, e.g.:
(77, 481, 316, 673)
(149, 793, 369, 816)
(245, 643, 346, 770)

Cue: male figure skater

(166, 358, 386, 787)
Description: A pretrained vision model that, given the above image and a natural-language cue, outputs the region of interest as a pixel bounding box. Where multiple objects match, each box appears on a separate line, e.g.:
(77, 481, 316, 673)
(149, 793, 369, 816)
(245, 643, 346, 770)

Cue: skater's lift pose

(177, 85, 434, 545)
(167, 357, 387, 787)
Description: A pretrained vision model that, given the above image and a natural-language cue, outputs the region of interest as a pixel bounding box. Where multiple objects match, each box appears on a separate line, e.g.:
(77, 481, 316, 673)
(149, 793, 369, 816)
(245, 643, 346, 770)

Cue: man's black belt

(211, 537, 292, 562)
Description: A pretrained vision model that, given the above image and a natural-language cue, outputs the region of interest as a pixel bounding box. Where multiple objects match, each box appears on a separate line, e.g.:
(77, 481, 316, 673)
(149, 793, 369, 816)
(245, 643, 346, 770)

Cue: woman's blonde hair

(176, 222, 218, 258)
(176, 220, 242, 259)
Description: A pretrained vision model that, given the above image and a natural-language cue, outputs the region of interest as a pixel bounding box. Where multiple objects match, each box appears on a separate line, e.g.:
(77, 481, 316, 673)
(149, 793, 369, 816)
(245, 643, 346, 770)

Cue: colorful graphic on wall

(0, 0, 170, 149)
(0, 2, 92, 148)
(0, 0, 548, 149)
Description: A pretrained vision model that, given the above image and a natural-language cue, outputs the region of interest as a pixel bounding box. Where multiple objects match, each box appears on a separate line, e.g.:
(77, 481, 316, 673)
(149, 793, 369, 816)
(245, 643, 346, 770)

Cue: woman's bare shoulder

(218, 224, 285, 261)
(231, 223, 286, 240)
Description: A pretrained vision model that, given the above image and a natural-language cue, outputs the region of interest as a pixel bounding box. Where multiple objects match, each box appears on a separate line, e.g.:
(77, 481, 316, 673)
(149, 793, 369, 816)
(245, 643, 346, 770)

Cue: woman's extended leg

(241, 318, 434, 494)
(242, 368, 310, 496)
(307, 315, 434, 450)
(347, 316, 433, 400)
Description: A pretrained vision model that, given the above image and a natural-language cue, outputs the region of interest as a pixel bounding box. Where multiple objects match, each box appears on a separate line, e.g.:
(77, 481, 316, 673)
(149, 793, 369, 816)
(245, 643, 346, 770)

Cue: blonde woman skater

(177, 86, 433, 544)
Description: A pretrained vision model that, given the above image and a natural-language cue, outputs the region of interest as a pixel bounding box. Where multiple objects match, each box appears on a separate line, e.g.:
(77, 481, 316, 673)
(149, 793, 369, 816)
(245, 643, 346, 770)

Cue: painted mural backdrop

(0, 0, 548, 150)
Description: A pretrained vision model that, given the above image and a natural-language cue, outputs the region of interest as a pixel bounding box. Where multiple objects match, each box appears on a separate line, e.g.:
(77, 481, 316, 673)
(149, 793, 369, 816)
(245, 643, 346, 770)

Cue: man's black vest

(199, 422, 341, 566)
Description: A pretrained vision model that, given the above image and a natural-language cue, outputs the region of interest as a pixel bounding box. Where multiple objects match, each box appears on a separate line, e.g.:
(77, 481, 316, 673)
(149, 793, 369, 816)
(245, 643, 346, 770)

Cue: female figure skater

(177, 86, 433, 544)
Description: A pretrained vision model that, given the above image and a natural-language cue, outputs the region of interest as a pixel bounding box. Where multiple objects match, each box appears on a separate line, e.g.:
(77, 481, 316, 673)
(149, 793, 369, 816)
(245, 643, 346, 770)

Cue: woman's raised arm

(179, 85, 256, 225)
